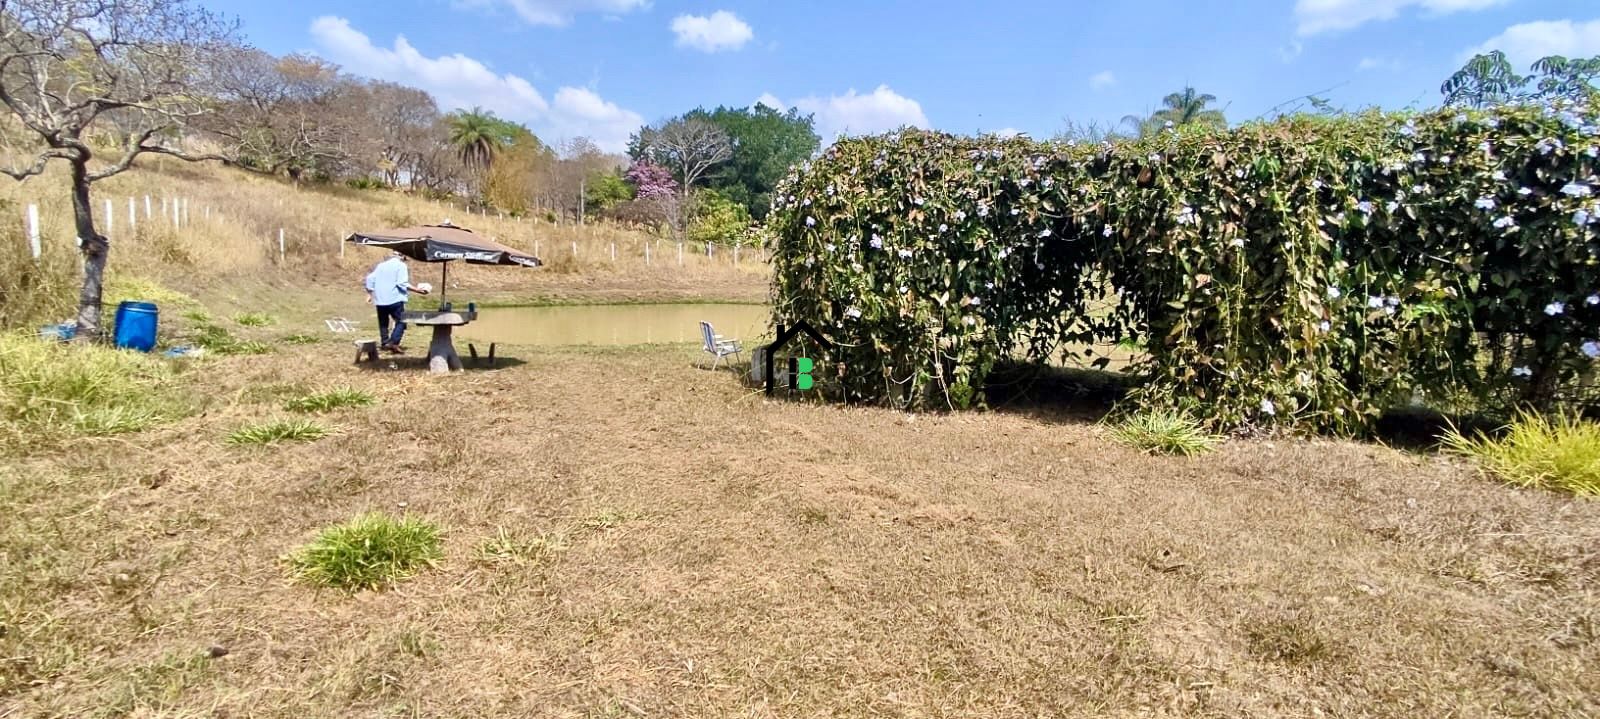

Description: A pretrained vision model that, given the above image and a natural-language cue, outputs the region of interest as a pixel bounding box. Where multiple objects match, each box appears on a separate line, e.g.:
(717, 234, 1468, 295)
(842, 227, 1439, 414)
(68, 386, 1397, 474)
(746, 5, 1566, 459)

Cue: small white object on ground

(416, 282, 433, 293)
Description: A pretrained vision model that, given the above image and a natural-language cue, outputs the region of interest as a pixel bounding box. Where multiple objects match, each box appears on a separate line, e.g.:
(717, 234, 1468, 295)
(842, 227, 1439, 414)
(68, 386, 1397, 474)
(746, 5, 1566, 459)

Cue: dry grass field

(2, 333, 1597, 717)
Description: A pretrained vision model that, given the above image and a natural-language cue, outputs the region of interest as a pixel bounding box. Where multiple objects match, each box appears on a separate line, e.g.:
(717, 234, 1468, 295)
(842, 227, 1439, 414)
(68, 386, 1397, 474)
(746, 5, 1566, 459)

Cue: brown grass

(3, 336, 1597, 717)
(0, 158, 767, 326)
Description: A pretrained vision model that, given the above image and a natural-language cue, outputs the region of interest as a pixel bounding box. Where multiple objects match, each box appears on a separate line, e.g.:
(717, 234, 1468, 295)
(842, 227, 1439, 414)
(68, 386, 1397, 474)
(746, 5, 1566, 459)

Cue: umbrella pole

(441, 262, 448, 305)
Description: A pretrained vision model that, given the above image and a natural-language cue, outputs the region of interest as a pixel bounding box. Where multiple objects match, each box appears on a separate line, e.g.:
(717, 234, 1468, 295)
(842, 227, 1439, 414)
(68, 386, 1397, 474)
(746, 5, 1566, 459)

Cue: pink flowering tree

(625, 161, 684, 237)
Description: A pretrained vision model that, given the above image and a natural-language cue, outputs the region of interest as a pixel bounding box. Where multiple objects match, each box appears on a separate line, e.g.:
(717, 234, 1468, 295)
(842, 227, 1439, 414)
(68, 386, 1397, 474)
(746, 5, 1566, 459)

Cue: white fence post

(677, 242, 684, 267)
(610, 243, 616, 262)
(25, 204, 40, 259)
(182, 198, 189, 226)
(128, 197, 136, 232)
(172, 198, 179, 227)
(103, 199, 112, 233)
(645, 242, 651, 266)
(278, 228, 285, 263)
(734, 242, 740, 265)
(571, 241, 577, 257)
(144, 195, 151, 220)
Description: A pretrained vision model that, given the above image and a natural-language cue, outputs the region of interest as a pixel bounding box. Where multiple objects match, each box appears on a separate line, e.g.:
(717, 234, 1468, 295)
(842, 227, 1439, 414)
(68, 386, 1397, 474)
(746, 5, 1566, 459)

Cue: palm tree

(1149, 87, 1227, 130)
(447, 108, 505, 174)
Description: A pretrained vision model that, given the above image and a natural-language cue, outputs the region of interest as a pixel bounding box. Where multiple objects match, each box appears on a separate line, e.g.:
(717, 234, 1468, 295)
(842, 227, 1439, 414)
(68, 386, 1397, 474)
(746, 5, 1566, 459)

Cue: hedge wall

(765, 104, 1600, 433)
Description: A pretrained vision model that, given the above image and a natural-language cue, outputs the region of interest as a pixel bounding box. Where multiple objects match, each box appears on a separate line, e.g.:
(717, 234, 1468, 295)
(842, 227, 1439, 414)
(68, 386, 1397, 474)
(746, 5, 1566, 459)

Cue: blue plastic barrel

(113, 301, 158, 352)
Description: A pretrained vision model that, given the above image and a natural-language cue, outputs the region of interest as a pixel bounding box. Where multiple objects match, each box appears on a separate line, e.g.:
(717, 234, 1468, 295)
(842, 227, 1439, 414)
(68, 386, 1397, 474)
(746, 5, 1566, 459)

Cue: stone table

(404, 311, 471, 374)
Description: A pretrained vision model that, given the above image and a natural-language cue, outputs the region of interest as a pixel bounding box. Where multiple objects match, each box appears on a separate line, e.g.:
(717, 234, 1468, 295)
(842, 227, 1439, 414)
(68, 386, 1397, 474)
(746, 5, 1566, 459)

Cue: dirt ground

(3, 332, 1597, 717)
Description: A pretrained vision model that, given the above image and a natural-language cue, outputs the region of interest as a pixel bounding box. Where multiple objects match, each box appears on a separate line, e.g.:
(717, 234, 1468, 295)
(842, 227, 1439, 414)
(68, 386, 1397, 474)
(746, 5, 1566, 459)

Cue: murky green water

(457, 303, 769, 346)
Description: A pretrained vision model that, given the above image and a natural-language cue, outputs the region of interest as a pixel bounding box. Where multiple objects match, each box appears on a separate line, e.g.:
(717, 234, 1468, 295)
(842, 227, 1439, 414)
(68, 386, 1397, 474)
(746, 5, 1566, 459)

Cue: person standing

(364, 251, 430, 353)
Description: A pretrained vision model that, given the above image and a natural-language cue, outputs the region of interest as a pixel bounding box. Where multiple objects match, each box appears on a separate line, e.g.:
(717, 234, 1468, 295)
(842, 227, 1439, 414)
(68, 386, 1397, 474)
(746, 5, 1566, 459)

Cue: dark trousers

(376, 302, 407, 346)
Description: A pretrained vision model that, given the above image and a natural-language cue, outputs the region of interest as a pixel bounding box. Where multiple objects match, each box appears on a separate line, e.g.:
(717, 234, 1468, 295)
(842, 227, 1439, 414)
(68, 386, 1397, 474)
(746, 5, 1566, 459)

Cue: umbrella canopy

(346, 222, 542, 267)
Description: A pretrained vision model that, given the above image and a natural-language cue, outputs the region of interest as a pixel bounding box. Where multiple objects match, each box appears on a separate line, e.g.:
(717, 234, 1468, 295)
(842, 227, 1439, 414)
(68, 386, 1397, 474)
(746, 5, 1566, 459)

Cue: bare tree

(362, 80, 439, 187)
(197, 48, 353, 182)
(0, 0, 239, 337)
(635, 117, 732, 213)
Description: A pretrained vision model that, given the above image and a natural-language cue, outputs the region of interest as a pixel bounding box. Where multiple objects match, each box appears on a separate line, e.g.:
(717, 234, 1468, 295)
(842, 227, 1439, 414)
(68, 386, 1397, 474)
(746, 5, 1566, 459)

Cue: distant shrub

(280, 333, 318, 345)
(1443, 411, 1600, 496)
(192, 324, 270, 355)
(287, 513, 443, 591)
(345, 177, 389, 190)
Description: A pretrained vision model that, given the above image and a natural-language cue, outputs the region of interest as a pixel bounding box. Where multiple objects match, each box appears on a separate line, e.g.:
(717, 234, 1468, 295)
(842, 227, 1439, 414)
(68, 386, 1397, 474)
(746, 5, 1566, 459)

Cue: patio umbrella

(346, 221, 541, 301)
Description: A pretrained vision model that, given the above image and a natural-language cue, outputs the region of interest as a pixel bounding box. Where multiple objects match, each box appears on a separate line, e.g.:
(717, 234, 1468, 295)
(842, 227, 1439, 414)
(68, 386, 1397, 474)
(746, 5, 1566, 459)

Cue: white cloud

(758, 85, 930, 140)
(459, 0, 650, 27)
(670, 11, 753, 53)
(1089, 71, 1116, 90)
(310, 16, 643, 152)
(1358, 56, 1402, 70)
(992, 128, 1023, 138)
(753, 92, 784, 110)
(1295, 0, 1511, 36)
(1279, 41, 1304, 62)
(1465, 18, 1600, 67)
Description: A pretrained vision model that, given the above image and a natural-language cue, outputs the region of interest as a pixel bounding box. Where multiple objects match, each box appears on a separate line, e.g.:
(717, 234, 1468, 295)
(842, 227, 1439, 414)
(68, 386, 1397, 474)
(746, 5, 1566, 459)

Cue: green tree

(688, 188, 752, 246)
(1150, 88, 1227, 130)
(584, 170, 633, 213)
(1442, 51, 1527, 108)
(630, 104, 820, 219)
(446, 107, 510, 173)
(697, 104, 821, 219)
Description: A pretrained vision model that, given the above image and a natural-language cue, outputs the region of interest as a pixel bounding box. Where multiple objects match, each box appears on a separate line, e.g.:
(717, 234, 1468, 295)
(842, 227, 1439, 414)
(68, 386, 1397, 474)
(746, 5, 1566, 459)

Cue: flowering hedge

(766, 104, 1600, 433)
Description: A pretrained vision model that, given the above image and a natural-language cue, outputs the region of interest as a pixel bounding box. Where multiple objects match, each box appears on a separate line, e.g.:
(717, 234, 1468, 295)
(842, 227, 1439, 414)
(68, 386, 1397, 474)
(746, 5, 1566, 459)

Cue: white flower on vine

(1587, 294, 1600, 306)
(1411, 152, 1427, 163)
(1230, 238, 1246, 247)
(1535, 138, 1561, 155)
(1479, 141, 1493, 155)
(1367, 296, 1384, 309)
(1260, 399, 1276, 416)
(975, 163, 984, 172)
(804, 257, 815, 267)
(913, 197, 925, 206)
(1493, 216, 1517, 229)
(1386, 201, 1400, 213)
(1042, 177, 1055, 189)
(845, 307, 862, 319)
(998, 247, 1011, 258)
(1486, 117, 1500, 128)
(976, 203, 990, 217)
(938, 223, 948, 233)
(1583, 341, 1600, 359)
(1545, 301, 1565, 316)
(1474, 196, 1495, 210)
(1512, 366, 1532, 378)
(1234, 169, 1246, 178)
(1577, 209, 1592, 226)
(1560, 182, 1593, 198)
(805, 216, 816, 227)
(1357, 201, 1374, 215)
(1018, 178, 1031, 187)
(963, 316, 977, 326)
(1440, 155, 1452, 165)
(898, 285, 909, 294)
(1011, 208, 1021, 216)
(869, 235, 883, 249)
(1175, 205, 1197, 225)
(985, 281, 995, 290)
(1102, 225, 1114, 237)
(955, 210, 967, 221)
(1327, 287, 1341, 299)
(1319, 320, 1331, 333)
(1038, 229, 1052, 238)
(1385, 296, 1400, 307)
(826, 184, 835, 196)
(825, 243, 836, 252)
(1492, 170, 1507, 181)
(803, 198, 811, 206)
(897, 248, 913, 259)
(1517, 187, 1533, 197)
(1312, 180, 1324, 190)
(1399, 124, 1416, 137)
(1587, 146, 1599, 158)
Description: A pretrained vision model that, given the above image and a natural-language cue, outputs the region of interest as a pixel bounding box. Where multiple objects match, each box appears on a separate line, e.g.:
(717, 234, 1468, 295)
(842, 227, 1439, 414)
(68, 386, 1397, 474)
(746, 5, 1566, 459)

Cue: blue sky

(211, 1, 1599, 152)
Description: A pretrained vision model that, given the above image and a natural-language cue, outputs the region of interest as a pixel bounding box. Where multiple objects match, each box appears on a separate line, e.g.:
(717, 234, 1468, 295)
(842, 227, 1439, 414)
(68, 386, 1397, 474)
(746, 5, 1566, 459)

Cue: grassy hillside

(1, 159, 768, 327)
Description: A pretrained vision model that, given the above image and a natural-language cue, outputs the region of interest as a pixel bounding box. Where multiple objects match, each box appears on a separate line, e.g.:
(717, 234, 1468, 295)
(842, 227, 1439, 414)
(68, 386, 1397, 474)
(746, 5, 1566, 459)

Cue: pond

(457, 303, 770, 347)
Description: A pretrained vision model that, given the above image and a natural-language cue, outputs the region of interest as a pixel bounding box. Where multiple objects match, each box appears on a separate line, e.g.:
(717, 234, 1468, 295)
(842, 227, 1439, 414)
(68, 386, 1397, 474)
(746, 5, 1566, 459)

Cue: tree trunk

(71, 159, 109, 341)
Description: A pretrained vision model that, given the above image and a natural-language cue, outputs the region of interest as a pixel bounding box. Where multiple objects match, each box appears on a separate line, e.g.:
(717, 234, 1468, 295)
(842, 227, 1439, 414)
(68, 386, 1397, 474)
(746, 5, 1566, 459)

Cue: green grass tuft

(287, 513, 443, 591)
(105, 276, 196, 308)
(1442, 411, 1600, 496)
(284, 387, 376, 413)
(191, 324, 271, 355)
(1109, 410, 1221, 456)
(475, 527, 568, 566)
(281, 333, 319, 345)
(233, 312, 276, 327)
(226, 418, 330, 446)
(0, 332, 186, 443)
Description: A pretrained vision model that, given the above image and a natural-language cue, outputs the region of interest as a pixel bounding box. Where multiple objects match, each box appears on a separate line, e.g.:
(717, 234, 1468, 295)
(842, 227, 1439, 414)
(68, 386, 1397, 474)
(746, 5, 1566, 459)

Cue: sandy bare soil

(3, 338, 1597, 718)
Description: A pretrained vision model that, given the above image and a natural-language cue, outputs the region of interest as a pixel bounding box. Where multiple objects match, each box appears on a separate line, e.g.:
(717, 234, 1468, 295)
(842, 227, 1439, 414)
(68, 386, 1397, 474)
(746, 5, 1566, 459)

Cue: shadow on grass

(355, 355, 530, 373)
(983, 361, 1132, 424)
